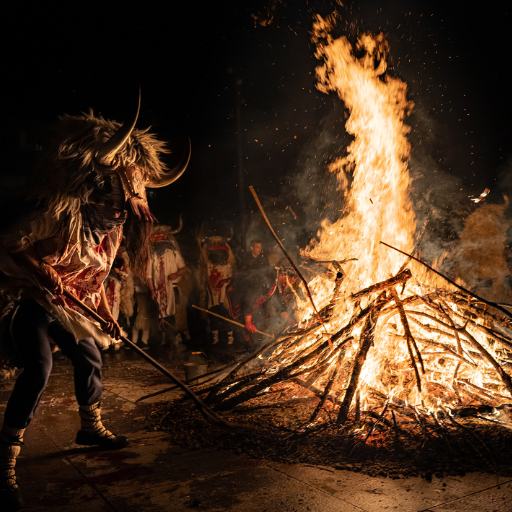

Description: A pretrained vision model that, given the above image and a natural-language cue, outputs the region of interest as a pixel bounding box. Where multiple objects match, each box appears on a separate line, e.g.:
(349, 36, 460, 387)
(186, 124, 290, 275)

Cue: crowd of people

(103, 226, 304, 362)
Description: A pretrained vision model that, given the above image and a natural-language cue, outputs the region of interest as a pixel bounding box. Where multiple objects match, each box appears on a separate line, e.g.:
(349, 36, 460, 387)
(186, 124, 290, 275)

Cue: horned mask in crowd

(201, 234, 236, 267)
(150, 216, 183, 243)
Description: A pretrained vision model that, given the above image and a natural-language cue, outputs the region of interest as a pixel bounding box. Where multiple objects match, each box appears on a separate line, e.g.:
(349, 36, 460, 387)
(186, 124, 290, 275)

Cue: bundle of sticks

(185, 242, 512, 445)
(153, 188, 512, 463)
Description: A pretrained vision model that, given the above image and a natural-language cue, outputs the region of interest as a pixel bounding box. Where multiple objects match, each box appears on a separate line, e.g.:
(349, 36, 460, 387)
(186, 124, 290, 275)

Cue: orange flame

(306, 15, 415, 293)
(270, 16, 512, 419)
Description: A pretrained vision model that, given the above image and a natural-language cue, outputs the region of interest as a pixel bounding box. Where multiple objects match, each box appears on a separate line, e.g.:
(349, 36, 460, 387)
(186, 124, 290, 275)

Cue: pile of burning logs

(179, 241, 512, 459)
(145, 189, 512, 470)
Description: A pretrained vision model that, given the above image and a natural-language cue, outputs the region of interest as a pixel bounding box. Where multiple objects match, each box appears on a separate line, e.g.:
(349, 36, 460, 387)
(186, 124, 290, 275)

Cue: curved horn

(146, 137, 191, 188)
(95, 88, 141, 166)
(169, 214, 183, 235)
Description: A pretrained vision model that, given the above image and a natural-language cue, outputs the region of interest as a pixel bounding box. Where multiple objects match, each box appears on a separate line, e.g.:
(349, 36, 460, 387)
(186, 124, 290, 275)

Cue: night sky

(1, 1, 511, 253)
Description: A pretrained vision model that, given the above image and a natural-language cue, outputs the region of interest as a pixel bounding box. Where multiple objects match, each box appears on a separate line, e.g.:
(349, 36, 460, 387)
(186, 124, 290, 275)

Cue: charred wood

(351, 269, 411, 301)
(337, 292, 390, 424)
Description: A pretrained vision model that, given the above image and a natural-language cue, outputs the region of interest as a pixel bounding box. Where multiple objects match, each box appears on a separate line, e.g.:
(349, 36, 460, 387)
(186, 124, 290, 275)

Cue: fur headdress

(40, 110, 171, 217)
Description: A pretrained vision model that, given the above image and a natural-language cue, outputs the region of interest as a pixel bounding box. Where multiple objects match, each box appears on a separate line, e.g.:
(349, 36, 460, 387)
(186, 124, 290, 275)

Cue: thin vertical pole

(234, 72, 246, 252)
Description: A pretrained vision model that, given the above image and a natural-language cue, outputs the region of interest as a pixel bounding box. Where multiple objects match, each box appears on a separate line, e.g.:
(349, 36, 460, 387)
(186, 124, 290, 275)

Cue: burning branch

(380, 241, 512, 320)
(351, 269, 411, 301)
(337, 292, 390, 424)
(390, 288, 424, 393)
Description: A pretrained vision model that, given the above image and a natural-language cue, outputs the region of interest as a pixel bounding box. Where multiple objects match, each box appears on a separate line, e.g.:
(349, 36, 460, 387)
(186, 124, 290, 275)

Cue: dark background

(1, 0, 511, 258)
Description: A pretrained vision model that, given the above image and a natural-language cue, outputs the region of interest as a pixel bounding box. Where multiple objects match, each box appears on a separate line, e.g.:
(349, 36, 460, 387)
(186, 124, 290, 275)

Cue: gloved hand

(245, 314, 257, 333)
(101, 314, 122, 340)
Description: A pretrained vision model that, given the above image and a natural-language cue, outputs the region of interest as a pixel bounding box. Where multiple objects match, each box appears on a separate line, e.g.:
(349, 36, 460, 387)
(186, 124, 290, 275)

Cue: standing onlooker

(197, 235, 237, 353)
(244, 239, 266, 271)
(244, 264, 303, 345)
(148, 225, 190, 346)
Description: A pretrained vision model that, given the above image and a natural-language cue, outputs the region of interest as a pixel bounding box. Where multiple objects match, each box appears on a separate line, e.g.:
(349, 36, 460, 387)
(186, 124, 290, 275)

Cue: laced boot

(227, 331, 234, 345)
(212, 330, 219, 345)
(0, 426, 25, 511)
(75, 402, 128, 449)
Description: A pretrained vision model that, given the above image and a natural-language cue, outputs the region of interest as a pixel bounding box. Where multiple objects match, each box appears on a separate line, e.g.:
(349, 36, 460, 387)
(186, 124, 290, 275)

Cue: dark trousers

(3, 300, 103, 429)
(209, 305, 231, 333)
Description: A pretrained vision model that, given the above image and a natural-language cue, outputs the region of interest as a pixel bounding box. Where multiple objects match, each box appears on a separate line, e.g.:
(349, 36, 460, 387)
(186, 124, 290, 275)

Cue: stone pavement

(1, 348, 511, 512)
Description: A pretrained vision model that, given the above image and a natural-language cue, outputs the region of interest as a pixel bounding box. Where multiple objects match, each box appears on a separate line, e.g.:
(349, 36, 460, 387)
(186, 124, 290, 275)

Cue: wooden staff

(192, 304, 273, 338)
(249, 185, 333, 350)
(380, 240, 512, 319)
(62, 289, 239, 428)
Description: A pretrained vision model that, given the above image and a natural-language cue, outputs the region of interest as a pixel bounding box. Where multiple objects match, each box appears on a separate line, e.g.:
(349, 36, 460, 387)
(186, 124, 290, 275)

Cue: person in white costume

(148, 225, 190, 344)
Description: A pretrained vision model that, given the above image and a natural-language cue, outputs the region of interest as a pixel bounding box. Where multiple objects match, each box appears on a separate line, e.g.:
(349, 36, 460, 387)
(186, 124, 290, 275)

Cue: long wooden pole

(192, 304, 273, 338)
(249, 185, 333, 350)
(62, 289, 237, 428)
(380, 240, 512, 319)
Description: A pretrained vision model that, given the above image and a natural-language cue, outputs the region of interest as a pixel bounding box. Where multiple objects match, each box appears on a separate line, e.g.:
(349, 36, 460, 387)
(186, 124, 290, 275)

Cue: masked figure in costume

(117, 245, 135, 329)
(197, 235, 238, 349)
(244, 264, 303, 347)
(0, 94, 190, 510)
(148, 223, 191, 345)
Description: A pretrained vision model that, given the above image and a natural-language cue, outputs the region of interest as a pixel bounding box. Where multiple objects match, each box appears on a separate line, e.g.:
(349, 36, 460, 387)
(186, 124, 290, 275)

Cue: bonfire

(152, 16, 512, 476)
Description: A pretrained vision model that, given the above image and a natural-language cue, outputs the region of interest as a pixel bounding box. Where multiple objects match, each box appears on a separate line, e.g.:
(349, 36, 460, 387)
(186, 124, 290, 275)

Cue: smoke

(239, 0, 511, 294)
(289, 104, 352, 246)
(407, 101, 512, 304)
(406, 101, 468, 265)
(242, 103, 351, 266)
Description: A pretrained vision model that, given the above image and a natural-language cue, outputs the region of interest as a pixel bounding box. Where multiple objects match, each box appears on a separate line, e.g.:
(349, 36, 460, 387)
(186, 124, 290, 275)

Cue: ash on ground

(146, 390, 512, 481)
